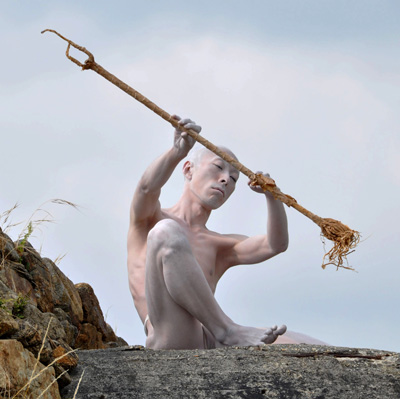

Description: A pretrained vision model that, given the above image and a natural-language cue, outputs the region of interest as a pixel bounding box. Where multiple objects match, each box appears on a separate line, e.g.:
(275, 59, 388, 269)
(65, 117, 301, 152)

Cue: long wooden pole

(42, 29, 360, 270)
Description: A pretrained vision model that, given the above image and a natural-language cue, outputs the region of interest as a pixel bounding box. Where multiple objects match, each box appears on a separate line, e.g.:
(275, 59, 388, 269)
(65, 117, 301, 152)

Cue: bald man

(127, 116, 289, 349)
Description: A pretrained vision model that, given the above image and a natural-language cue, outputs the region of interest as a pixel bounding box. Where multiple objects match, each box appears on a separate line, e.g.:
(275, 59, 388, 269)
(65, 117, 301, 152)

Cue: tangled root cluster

(320, 218, 361, 271)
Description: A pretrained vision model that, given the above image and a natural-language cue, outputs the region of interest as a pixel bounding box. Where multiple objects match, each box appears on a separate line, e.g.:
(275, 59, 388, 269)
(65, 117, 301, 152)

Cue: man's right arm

(130, 116, 201, 225)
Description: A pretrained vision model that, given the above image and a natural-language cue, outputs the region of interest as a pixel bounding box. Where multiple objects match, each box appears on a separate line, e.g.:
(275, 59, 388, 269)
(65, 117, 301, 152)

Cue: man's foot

(262, 325, 287, 344)
(220, 324, 287, 347)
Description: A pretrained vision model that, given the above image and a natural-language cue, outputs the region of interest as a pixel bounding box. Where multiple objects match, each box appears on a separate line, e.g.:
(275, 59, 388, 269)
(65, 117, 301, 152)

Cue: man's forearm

(266, 196, 289, 253)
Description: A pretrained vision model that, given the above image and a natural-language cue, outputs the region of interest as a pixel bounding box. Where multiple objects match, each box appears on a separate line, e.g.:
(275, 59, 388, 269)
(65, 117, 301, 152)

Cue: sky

(1, 1, 399, 352)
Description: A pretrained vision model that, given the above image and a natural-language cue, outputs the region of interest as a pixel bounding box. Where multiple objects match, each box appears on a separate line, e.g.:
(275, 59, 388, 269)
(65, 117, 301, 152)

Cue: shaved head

(188, 146, 238, 166)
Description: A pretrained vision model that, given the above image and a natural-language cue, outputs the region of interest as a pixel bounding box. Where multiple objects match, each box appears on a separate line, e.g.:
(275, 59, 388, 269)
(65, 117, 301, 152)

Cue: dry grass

(0, 199, 79, 262)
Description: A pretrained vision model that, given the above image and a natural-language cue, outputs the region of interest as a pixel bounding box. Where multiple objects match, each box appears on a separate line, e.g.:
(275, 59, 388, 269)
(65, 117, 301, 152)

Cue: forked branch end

(41, 29, 95, 70)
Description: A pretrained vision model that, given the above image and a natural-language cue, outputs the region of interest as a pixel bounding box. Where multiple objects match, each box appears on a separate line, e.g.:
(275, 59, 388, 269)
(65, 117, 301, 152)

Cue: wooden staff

(42, 29, 360, 270)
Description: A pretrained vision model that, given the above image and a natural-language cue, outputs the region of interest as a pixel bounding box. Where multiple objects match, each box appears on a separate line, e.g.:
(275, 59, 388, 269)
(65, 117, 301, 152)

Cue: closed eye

(213, 164, 223, 170)
(230, 176, 237, 183)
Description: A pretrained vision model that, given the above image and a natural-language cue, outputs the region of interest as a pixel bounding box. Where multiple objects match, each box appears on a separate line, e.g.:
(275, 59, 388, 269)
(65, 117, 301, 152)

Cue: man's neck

(168, 195, 211, 228)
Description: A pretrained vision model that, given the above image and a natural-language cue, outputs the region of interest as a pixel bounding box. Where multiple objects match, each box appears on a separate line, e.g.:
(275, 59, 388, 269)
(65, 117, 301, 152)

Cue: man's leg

(145, 219, 286, 349)
(145, 219, 221, 349)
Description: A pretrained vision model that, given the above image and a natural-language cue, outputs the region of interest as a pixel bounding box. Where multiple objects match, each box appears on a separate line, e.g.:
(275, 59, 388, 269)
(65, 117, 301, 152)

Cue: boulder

(75, 282, 111, 341)
(75, 323, 106, 350)
(0, 339, 61, 399)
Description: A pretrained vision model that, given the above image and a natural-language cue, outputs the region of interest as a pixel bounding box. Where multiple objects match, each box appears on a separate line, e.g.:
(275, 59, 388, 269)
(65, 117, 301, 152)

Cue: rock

(21, 304, 67, 343)
(105, 323, 118, 343)
(0, 228, 20, 263)
(11, 317, 54, 365)
(53, 363, 72, 389)
(53, 307, 79, 347)
(11, 306, 77, 367)
(53, 345, 79, 370)
(61, 345, 400, 399)
(52, 345, 79, 389)
(29, 254, 56, 314)
(75, 283, 129, 348)
(115, 335, 129, 347)
(2, 261, 37, 304)
(17, 241, 43, 273)
(76, 282, 110, 341)
(75, 323, 106, 350)
(42, 258, 84, 327)
(10, 318, 43, 348)
(0, 339, 61, 399)
(0, 278, 16, 299)
(0, 307, 19, 337)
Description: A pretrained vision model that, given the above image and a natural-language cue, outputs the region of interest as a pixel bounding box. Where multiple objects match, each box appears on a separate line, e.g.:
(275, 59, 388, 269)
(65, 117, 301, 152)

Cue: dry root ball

(320, 218, 361, 270)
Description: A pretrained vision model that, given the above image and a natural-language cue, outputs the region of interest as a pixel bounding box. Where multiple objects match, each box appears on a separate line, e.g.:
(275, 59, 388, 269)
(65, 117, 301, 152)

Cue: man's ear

(182, 160, 193, 180)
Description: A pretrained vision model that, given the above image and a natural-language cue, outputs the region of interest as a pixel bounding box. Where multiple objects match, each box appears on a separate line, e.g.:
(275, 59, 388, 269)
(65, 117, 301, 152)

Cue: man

(127, 116, 289, 349)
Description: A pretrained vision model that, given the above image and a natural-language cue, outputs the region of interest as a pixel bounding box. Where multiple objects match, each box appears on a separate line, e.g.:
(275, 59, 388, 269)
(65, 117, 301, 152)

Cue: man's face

(189, 151, 239, 210)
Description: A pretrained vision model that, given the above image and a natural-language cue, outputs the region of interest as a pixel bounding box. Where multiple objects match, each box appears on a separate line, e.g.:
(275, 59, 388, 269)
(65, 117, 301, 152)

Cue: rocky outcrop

(0, 227, 128, 397)
(62, 345, 400, 399)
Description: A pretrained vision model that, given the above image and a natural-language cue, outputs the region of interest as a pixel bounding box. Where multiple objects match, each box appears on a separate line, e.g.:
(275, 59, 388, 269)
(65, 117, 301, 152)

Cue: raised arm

(130, 116, 201, 225)
(224, 172, 289, 266)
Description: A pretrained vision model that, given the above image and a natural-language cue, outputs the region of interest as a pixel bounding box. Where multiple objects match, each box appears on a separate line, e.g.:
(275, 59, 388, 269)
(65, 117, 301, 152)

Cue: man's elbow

(271, 240, 289, 256)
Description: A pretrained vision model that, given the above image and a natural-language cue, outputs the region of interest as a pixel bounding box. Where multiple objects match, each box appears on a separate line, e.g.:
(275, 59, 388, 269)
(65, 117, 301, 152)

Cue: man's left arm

(225, 172, 289, 266)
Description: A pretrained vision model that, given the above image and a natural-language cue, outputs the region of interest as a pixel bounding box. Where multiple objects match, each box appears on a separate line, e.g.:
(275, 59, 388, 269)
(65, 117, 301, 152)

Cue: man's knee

(147, 219, 188, 250)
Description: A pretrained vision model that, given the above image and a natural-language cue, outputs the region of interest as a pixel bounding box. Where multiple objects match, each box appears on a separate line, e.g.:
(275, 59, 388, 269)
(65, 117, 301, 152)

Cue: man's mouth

(212, 187, 225, 197)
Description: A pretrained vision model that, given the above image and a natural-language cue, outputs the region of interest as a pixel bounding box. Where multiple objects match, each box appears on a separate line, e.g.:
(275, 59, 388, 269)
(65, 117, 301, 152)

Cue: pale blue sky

(1, 1, 399, 352)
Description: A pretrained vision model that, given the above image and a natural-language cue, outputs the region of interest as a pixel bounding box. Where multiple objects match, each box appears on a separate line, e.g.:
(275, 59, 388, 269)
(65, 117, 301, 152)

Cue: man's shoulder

(202, 229, 248, 248)
(214, 232, 248, 242)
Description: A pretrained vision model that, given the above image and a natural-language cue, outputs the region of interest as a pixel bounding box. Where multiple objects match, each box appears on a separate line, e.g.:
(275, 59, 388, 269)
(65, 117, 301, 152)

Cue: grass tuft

(0, 199, 79, 262)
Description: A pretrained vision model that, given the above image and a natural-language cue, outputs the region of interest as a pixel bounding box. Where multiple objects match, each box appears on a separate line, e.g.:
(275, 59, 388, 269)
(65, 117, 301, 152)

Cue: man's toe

(276, 325, 287, 335)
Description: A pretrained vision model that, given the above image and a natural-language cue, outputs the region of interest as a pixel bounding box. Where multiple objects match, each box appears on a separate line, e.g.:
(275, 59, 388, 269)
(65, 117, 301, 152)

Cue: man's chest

(185, 230, 233, 291)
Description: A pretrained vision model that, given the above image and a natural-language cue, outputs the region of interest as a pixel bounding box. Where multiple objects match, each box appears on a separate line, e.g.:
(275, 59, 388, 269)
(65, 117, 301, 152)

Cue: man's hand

(172, 115, 201, 158)
(248, 171, 276, 199)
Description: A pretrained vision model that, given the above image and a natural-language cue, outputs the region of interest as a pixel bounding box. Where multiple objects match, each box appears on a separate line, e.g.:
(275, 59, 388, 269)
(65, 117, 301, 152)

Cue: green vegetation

(12, 294, 28, 319)
(0, 294, 28, 319)
(0, 296, 13, 310)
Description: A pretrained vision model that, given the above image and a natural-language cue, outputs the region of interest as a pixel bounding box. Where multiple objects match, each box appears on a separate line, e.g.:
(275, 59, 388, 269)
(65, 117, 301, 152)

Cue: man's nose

(219, 173, 229, 185)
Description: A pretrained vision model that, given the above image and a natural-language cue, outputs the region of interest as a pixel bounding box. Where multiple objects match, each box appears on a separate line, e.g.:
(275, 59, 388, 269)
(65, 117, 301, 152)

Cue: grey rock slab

(61, 344, 400, 399)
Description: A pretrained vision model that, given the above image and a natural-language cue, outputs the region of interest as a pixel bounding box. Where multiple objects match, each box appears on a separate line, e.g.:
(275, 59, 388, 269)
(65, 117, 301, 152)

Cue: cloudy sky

(1, 1, 399, 352)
